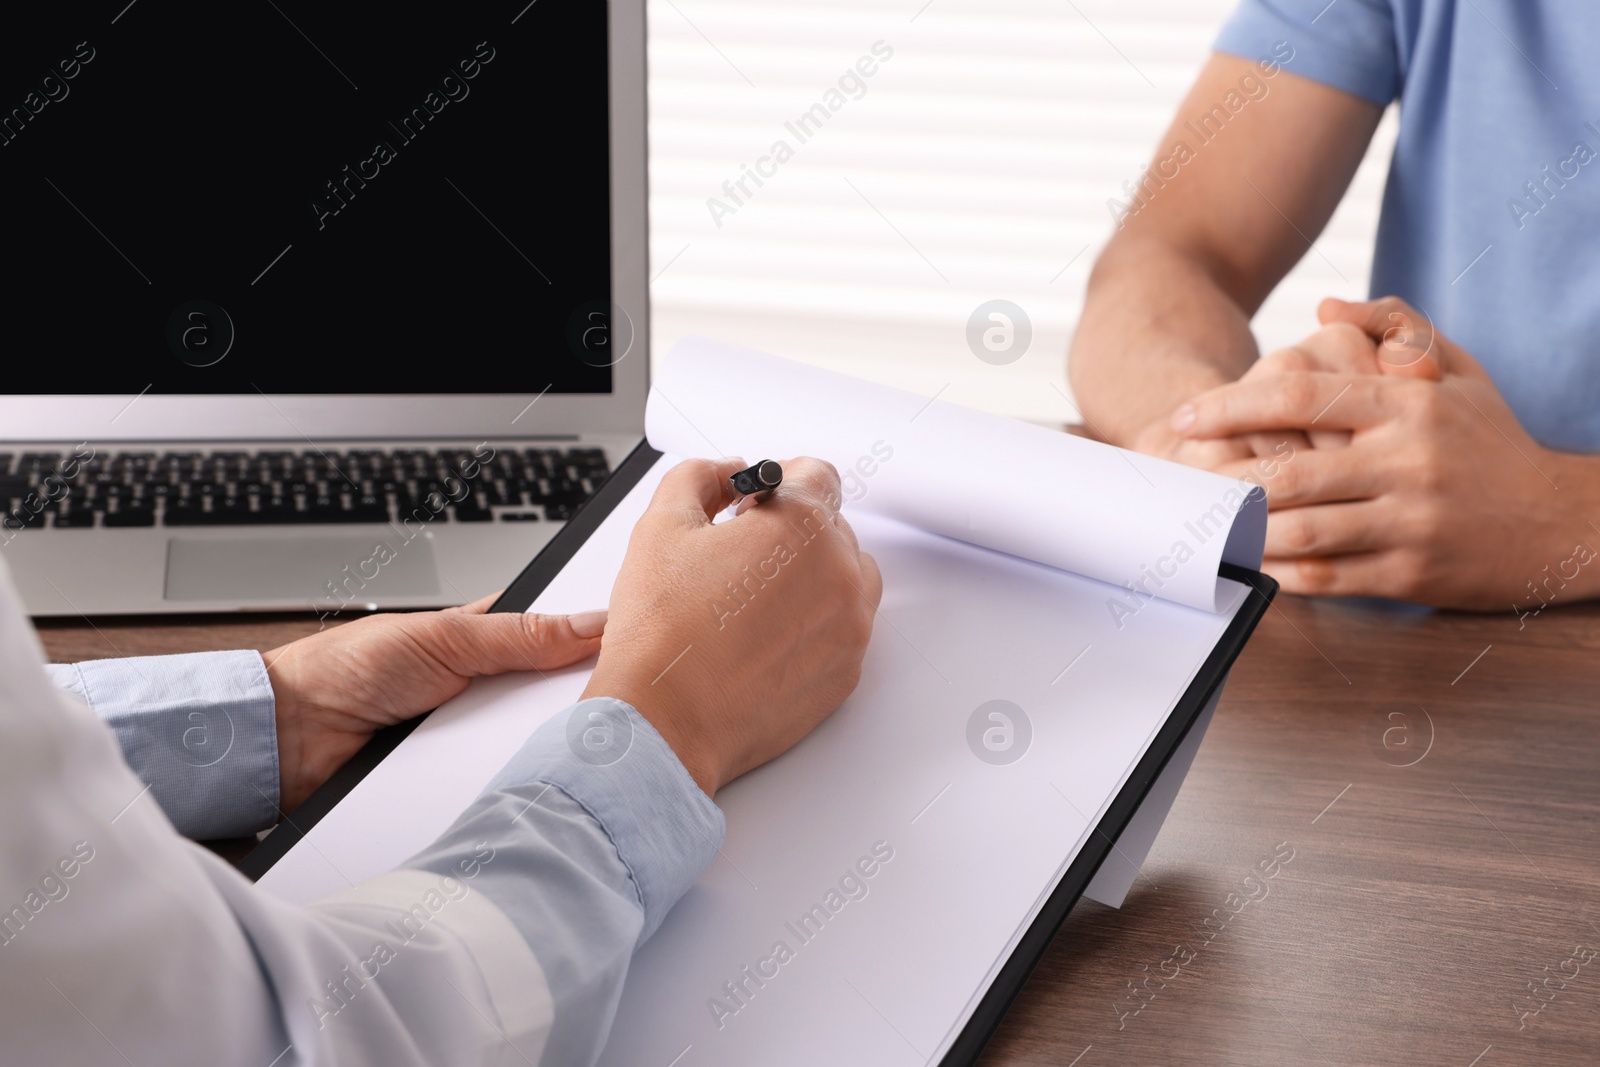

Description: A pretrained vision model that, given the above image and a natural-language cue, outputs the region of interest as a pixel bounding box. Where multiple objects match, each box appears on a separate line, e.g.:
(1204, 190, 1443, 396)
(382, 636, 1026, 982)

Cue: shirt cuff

(46, 650, 280, 839)
(484, 697, 725, 943)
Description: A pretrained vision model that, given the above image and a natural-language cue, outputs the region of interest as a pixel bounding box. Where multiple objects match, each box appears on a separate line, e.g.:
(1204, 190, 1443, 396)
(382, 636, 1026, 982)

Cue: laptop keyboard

(0, 446, 609, 531)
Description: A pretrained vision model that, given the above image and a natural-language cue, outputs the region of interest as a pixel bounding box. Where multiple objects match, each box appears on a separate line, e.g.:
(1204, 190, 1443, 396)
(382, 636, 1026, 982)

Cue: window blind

(647, 0, 1399, 423)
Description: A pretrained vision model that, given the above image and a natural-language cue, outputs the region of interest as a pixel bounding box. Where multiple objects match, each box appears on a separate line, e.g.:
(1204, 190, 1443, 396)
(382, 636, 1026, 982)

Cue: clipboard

(243, 437, 1275, 1064)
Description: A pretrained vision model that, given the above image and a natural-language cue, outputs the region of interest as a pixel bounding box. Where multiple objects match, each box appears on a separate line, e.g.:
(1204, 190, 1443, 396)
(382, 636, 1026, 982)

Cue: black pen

(730, 459, 783, 503)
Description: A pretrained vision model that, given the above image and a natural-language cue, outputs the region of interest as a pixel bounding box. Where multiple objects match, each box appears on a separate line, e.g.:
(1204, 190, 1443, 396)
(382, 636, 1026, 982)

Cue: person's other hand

(1236, 299, 1447, 456)
(1318, 295, 1446, 381)
(1171, 299, 1593, 609)
(581, 457, 881, 796)
(1233, 321, 1384, 456)
(1226, 297, 1445, 457)
(1131, 415, 1257, 472)
(264, 596, 606, 813)
(1130, 303, 1426, 468)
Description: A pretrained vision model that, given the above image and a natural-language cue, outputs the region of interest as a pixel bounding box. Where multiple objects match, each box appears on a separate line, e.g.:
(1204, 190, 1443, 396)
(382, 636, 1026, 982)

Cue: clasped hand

(1165, 297, 1593, 609)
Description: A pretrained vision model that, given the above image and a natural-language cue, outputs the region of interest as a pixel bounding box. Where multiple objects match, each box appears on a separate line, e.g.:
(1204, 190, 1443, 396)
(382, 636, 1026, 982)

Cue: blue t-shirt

(1216, 1, 1600, 452)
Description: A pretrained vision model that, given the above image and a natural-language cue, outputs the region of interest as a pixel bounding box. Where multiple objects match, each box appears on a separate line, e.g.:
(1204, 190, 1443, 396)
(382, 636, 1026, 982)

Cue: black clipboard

(242, 438, 1277, 1064)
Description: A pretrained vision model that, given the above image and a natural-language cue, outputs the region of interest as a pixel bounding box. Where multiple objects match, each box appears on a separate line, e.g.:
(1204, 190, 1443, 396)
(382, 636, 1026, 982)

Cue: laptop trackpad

(165, 536, 440, 602)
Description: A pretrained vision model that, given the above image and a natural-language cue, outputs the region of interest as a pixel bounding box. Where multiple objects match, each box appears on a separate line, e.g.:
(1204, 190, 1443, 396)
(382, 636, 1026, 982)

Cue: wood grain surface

(35, 595, 1600, 1065)
(977, 594, 1600, 1067)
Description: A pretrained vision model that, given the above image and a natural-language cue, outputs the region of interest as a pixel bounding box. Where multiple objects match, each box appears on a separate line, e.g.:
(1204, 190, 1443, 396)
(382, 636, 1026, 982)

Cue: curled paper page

(647, 337, 1267, 614)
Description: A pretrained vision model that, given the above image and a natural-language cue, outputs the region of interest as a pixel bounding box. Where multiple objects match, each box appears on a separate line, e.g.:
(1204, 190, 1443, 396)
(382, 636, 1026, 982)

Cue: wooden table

(36, 594, 1600, 1065)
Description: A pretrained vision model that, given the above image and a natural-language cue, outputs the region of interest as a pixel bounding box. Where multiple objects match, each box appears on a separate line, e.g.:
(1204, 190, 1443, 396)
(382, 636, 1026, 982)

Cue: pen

(731, 459, 783, 502)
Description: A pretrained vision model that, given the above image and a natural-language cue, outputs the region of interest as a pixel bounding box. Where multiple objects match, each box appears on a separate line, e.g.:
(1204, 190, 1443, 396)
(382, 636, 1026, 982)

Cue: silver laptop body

(1, 1, 650, 617)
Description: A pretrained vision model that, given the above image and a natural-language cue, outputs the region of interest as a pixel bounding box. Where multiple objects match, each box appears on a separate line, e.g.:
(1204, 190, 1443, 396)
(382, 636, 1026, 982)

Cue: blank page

(257, 455, 1248, 1066)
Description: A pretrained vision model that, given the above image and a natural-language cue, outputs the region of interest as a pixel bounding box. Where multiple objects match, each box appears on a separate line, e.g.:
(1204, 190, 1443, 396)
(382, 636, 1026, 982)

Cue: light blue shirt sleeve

(7, 558, 720, 1065)
(40, 645, 720, 1065)
(1214, 0, 1402, 107)
(45, 651, 280, 839)
(405, 697, 725, 1067)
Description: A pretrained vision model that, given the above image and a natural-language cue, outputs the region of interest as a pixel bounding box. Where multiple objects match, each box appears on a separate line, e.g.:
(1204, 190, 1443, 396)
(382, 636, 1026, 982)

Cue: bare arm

(1068, 53, 1383, 457)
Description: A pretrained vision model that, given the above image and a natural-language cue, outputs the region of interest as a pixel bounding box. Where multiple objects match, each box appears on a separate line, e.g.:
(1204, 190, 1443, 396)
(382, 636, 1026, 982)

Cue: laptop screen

(1, 2, 614, 395)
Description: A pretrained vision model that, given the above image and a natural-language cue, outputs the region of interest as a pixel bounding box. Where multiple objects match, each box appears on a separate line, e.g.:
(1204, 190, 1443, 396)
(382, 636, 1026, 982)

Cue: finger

(1173, 373, 1391, 437)
(856, 549, 884, 610)
(1263, 501, 1391, 557)
(649, 457, 747, 527)
(732, 469, 791, 517)
(1214, 447, 1377, 509)
(431, 610, 607, 677)
(828, 505, 862, 553)
(1307, 429, 1352, 449)
(766, 457, 857, 551)
(1251, 347, 1315, 375)
(743, 456, 842, 524)
(1266, 326, 1380, 376)
(1246, 430, 1310, 459)
(1168, 434, 1257, 471)
(1323, 295, 1499, 382)
(1261, 551, 1407, 600)
(445, 591, 502, 615)
(1318, 297, 1442, 380)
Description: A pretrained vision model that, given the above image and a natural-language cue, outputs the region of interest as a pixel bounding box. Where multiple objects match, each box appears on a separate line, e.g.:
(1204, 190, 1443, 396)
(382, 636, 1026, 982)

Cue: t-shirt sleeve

(1214, 0, 1402, 108)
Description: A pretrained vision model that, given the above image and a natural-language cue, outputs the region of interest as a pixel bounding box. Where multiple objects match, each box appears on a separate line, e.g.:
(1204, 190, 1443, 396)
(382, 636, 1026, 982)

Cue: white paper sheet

(258, 458, 1250, 1066)
(647, 338, 1267, 614)
(1081, 679, 1224, 909)
(258, 342, 1266, 1064)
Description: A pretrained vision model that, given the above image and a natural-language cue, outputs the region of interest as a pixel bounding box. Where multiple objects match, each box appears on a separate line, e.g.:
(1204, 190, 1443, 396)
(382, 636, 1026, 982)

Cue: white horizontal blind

(647, 0, 1399, 423)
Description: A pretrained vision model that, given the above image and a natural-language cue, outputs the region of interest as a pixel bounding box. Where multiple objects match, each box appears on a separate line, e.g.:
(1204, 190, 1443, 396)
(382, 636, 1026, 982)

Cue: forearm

(1067, 53, 1383, 454)
(1068, 234, 1260, 451)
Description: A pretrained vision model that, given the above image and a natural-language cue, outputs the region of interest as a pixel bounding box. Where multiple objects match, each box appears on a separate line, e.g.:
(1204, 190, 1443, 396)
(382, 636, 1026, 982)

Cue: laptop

(0, 0, 650, 617)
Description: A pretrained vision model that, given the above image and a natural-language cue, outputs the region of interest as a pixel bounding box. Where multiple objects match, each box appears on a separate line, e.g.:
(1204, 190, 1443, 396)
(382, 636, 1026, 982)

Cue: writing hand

(581, 457, 881, 796)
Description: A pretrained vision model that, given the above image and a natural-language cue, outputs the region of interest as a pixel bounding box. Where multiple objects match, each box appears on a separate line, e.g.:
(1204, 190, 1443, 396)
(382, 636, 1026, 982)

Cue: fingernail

(568, 609, 608, 638)
(1170, 404, 1196, 432)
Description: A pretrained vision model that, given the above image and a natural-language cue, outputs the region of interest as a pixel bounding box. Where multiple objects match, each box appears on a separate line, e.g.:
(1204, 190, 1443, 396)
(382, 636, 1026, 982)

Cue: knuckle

(1322, 321, 1373, 357)
(854, 598, 878, 644)
(1259, 348, 1308, 374)
(1276, 509, 1318, 554)
(1411, 499, 1448, 544)
(1364, 295, 1405, 330)
(1268, 459, 1302, 502)
(677, 457, 718, 481)
(1321, 321, 1365, 345)
(849, 598, 874, 639)
(517, 612, 559, 646)
(1388, 551, 1430, 600)
(1274, 376, 1320, 421)
(1404, 382, 1447, 427)
(655, 458, 715, 500)
(784, 456, 843, 500)
(1290, 556, 1337, 594)
(792, 455, 840, 482)
(1416, 452, 1444, 494)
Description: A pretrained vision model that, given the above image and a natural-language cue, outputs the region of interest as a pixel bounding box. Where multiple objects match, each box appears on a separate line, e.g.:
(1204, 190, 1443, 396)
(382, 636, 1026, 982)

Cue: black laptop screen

(0, 2, 614, 394)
